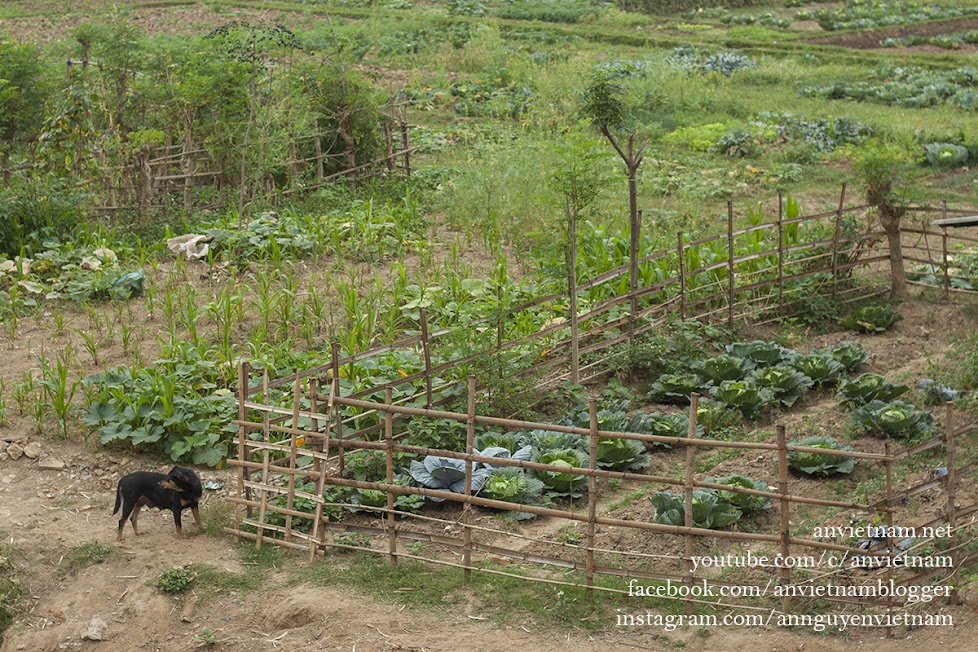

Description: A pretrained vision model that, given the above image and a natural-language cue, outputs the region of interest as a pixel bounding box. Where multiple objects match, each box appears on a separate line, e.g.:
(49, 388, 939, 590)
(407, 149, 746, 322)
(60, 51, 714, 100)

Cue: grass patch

(606, 486, 649, 512)
(60, 541, 113, 575)
(199, 501, 234, 537)
(297, 554, 682, 632)
(0, 537, 23, 643)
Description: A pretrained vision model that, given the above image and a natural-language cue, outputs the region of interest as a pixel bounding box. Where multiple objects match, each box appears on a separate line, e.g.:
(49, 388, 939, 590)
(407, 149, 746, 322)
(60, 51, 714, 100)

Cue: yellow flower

(397, 369, 408, 377)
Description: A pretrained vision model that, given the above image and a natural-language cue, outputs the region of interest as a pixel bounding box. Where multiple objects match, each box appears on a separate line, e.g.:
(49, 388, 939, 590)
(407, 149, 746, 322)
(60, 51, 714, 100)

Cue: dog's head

(159, 466, 203, 498)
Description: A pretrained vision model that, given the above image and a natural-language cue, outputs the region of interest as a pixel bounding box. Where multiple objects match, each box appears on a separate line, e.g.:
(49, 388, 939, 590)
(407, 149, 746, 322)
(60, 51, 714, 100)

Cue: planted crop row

(796, 1, 978, 31)
(801, 66, 978, 112)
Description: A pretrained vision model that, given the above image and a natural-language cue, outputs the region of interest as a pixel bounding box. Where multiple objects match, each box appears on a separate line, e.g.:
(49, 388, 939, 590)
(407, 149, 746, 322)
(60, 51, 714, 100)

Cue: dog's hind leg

(173, 507, 185, 539)
(129, 502, 144, 536)
(191, 506, 202, 530)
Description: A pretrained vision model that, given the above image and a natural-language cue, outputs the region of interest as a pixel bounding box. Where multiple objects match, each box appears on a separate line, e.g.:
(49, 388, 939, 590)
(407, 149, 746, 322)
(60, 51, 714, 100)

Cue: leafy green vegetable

(703, 475, 772, 514)
(480, 467, 546, 519)
(822, 340, 869, 371)
(787, 436, 857, 477)
(651, 490, 742, 529)
(709, 379, 774, 418)
(475, 445, 533, 469)
(532, 448, 589, 497)
(694, 354, 755, 384)
(596, 436, 651, 471)
(628, 412, 703, 449)
(473, 431, 524, 454)
(788, 353, 845, 385)
(725, 340, 793, 367)
(750, 365, 814, 407)
(520, 429, 585, 453)
(849, 400, 935, 439)
(839, 305, 902, 333)
(648, 372, 707, 404)
(925, 142, 969, 168)
(408, 455, 491, 501)
(837, 373, 909, 407)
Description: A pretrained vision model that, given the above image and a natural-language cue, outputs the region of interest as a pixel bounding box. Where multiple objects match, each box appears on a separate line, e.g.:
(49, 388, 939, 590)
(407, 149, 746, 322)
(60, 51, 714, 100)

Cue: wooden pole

(463, 377, 476, 582)
(400, 121, 411, 176)
(235, 362, 249, 541)
(726, 202, 735, 329)
(586, 397, 598, 595)
(629, 209, 642, 346)
(385, 387, 397, 565)
(884, 440, 894, 638)
(831, 183, 847, 298)
(677, 232, 686, 321)
(255, 370, 271, 550)
(942, 200, 950, 300)
(777, 424, 791, 616)
(309, 378, 333, 562)
(312, 117, 324, 183)
(567, 199, 580, 385)
(777, 193, 784, 320)
(946, 402, 959, 604)
(283, 376, 302, 553)
(331, 340, 345, 477)
(684, 392, 700, 615)
(419, 307, 434, 409)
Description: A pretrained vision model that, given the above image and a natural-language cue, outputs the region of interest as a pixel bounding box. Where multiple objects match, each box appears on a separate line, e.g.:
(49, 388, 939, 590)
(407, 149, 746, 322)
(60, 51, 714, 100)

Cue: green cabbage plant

(648, 372, 706, 404)
(651, 490, 742, 529)
(788, 353, 845, 385)
(520, 429, 585, 453)
(787, 435, 857, 477)
(630, 412, 704, 449)
(839, 305, 902, 333)
(849, 400, 935, 439)
(532, 448, 590, 497)
(837, 373, 909, 407)
(750, 365, 814, 407)
(726, 340, 793, 367)
(596, 436, 651, 471)
(709, 379, 774, 418)
(925, 142, 969, 168)
(703, 475, 772, 514)
(473, 431, 524, 454)
(822, 340, 869, 371)
(480, 467, 546, 519)
(408, 455, 492, 501)
(694, 354, 755, 384)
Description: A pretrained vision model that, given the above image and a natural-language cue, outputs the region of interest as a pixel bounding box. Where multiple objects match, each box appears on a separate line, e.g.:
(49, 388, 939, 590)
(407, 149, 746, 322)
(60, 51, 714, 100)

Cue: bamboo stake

(331, 340, 345, 477)
(684, 392, 700, 616)
(942, 201, 950, 299)
(777, 424, 791, 616)
(312, 117, 324, 182)
(726, 201, 735, 329)
(586, 398, 598, 595)
(568, 199, 580, 385)
(256, 370, 271, 550)
(880, 441, 892, 637)
(777, 193, 784, 320)
(401, 121, 411, 176)
(235, 362, 248, 541)
(831, 183, 846, 298)
(946, 402, 959, 604)
(308, 378, 333, 562)
(463, 377, 476, 582)
(385, 387, 397, 565)
(677, 232, 686, 321)
(283, 376, 302, 553)
(420, 307, 434, 409)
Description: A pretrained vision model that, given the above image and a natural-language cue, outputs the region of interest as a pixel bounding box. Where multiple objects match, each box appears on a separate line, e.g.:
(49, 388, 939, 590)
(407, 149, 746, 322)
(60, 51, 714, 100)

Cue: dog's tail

(112, 482, 122, 515)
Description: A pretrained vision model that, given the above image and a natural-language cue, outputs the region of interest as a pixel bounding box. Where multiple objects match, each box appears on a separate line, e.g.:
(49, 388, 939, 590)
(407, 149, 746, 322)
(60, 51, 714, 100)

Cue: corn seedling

(40, 343, 81, 439)
(0, 380, 9, 426)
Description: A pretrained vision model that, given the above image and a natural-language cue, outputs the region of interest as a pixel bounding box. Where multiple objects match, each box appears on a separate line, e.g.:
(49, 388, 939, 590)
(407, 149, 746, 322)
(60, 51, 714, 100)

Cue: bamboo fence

(225, 193, 978, 615)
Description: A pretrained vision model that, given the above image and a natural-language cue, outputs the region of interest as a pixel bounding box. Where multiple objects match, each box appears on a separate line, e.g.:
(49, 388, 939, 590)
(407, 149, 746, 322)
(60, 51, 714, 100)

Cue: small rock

(0, 452, 8, 462)
(23, 442, 42, 459)
(6, 444, 23, 461)
(38, 457, 66, 471)
(80, 616, 108, 641)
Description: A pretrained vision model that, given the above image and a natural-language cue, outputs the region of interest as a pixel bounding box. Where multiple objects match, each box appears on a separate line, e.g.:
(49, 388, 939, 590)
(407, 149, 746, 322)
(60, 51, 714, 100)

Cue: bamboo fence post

(942, 200, 950, 300)
(884, 441, 894, 638)
(385, 387, 397, 565)
(831, 183, 846, 298)
(331, 340, 345, 477)
(726, 202, 735, 329)
(946, 402, 959, 604)
(684, 392, 700, 615)
(677, 232, 686, 321)
(283, 376, 302, 553)
(256, 370, 271, 550)
(235, 362, 249, 540)
(312, 117, 325, 183)
(567, 200, 580, 385)
(777, 193, 784, 320)
(182, 125, 194, 215)
(463, 377, 476, 582)
(586, 397, 598, 595)
(629, 209, 642, 347)
(310, 379, 320, 475)
(776, 424, 791, 616)
(401, 121, 411, 176)
(496, 285, 504, 381)
(419, 307, 434, 409)
(309, 378, 333, 562)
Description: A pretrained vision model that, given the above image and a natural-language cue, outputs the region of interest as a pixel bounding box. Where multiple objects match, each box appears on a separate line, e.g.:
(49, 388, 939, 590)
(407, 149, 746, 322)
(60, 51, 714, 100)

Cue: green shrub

(153, 568, 195, 593)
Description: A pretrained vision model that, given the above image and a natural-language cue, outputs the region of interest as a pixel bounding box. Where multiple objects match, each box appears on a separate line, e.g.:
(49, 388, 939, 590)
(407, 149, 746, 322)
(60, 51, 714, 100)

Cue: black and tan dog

(112, 466, 203, 541)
